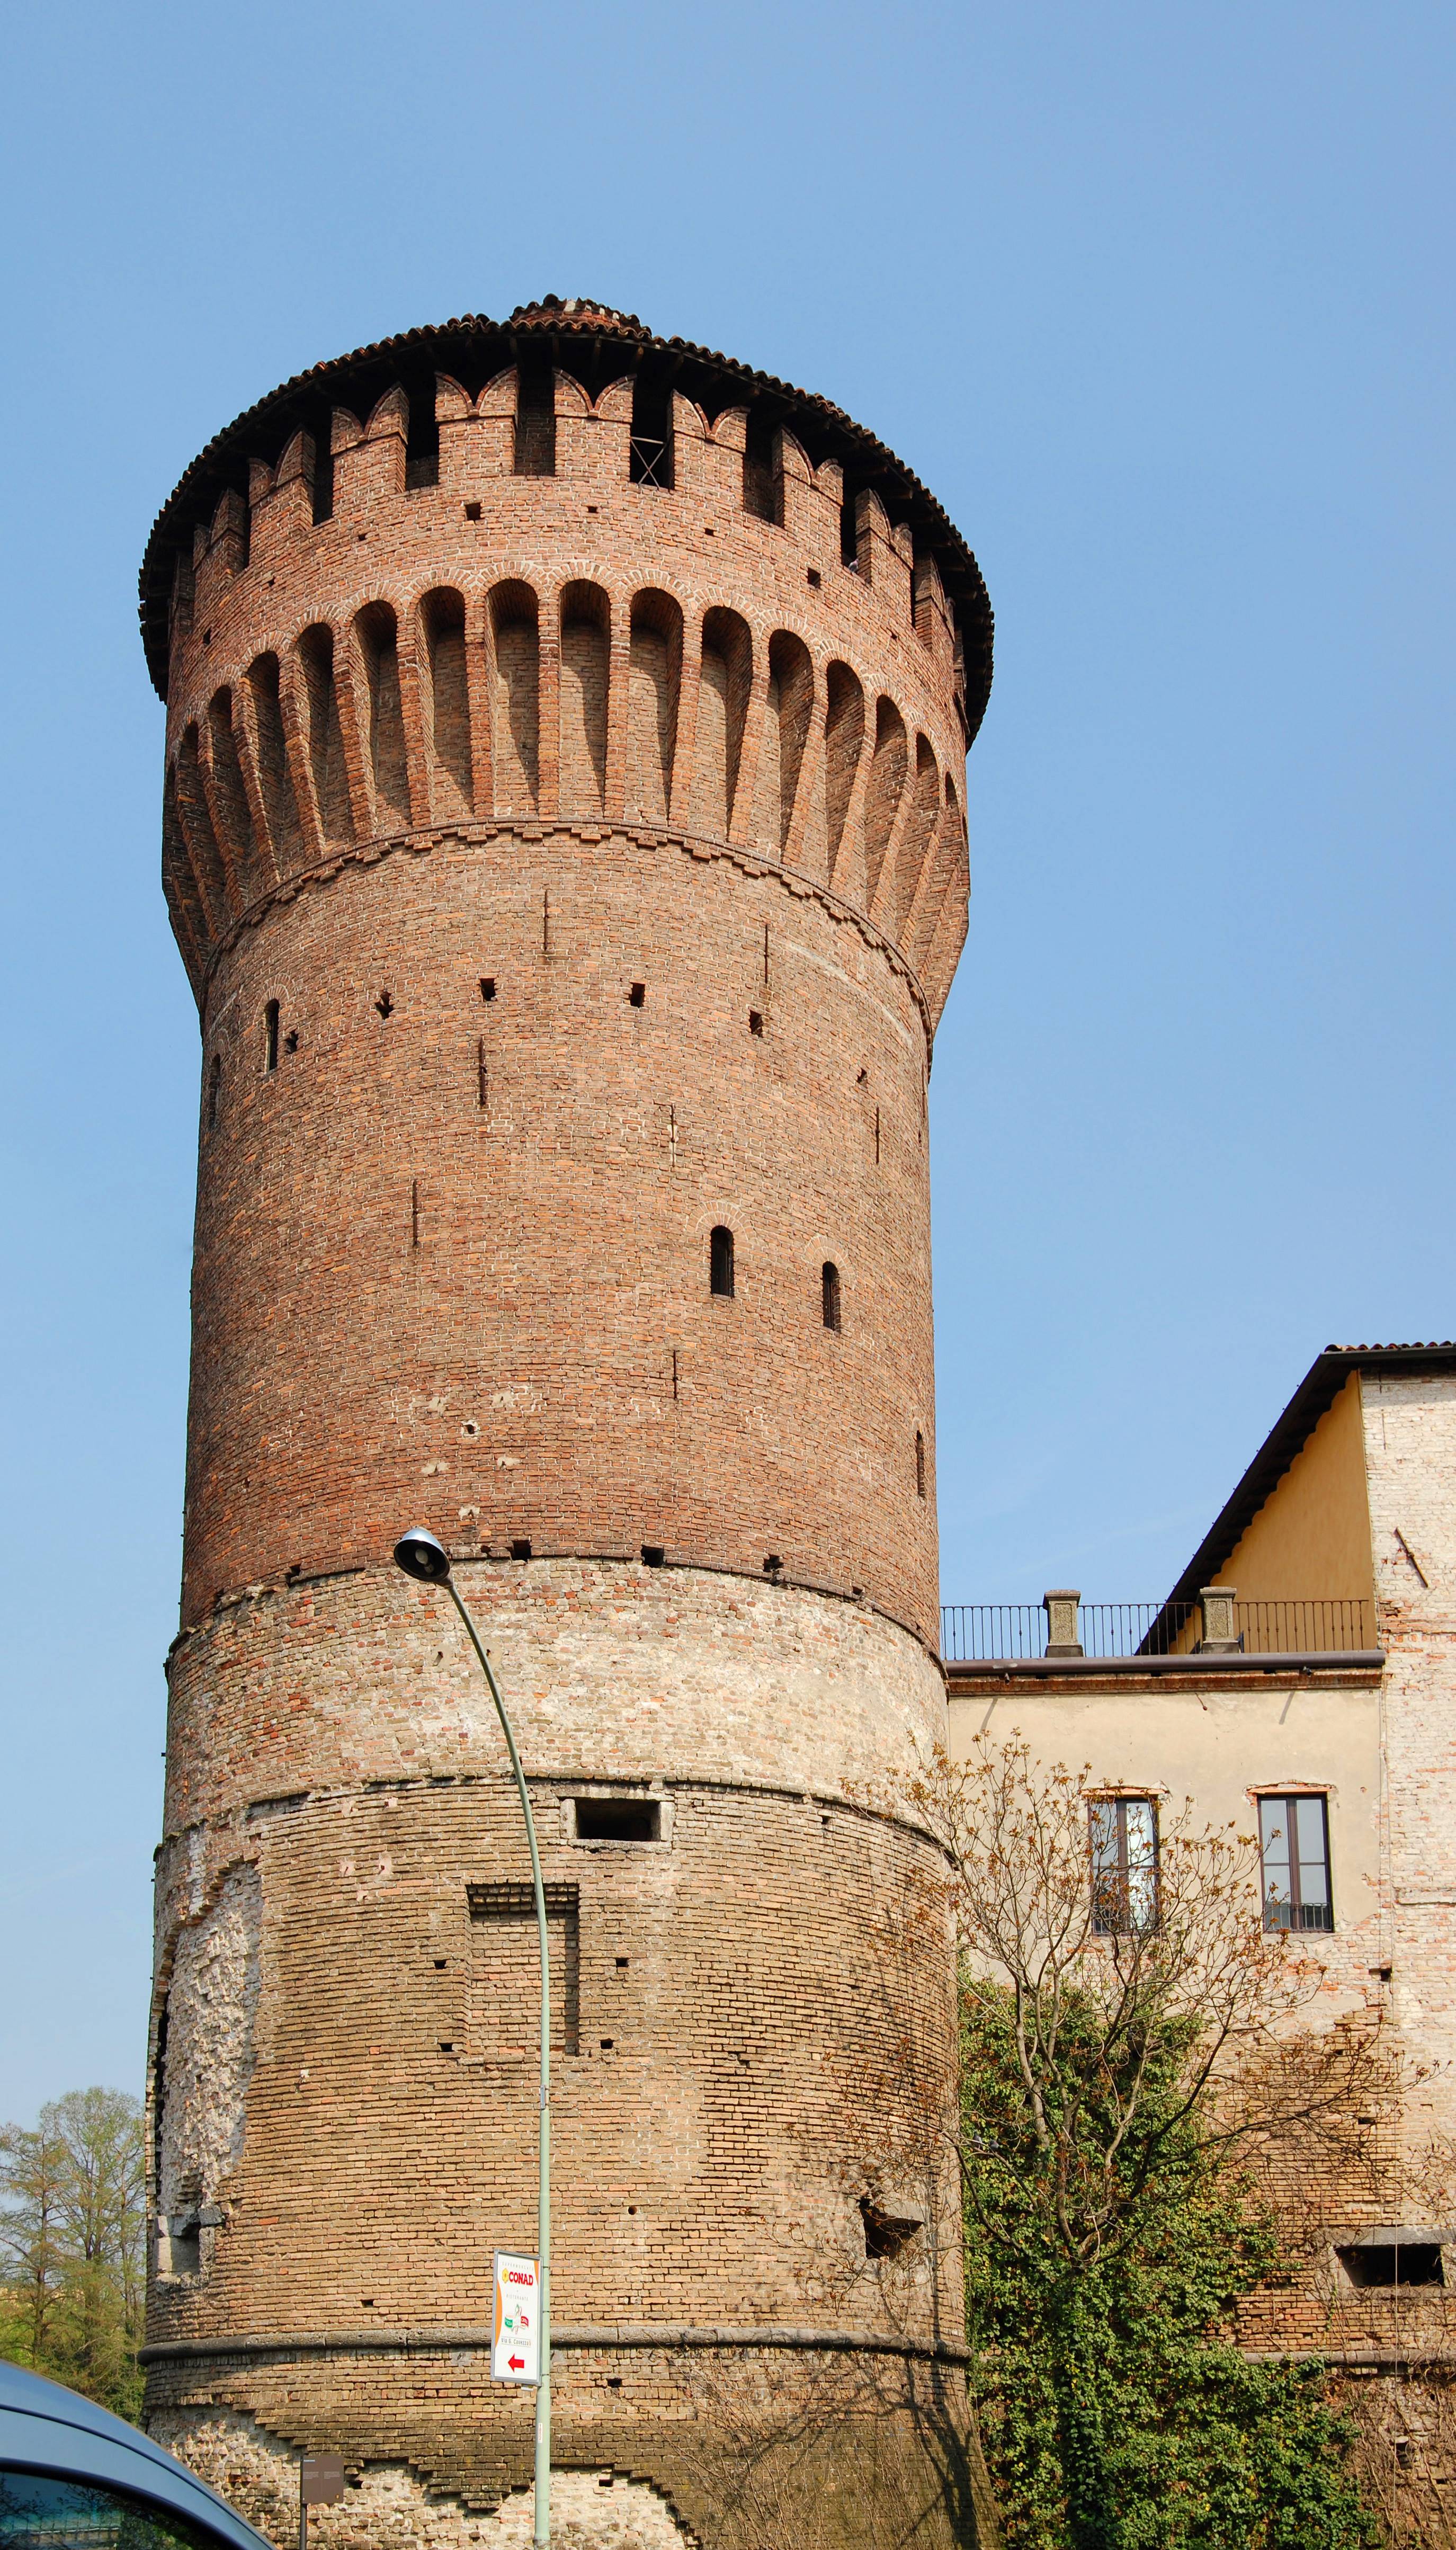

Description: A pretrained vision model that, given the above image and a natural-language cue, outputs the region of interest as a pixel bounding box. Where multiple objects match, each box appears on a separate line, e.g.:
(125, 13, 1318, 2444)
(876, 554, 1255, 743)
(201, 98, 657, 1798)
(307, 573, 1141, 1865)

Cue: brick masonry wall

(145, 324, 984, 2546)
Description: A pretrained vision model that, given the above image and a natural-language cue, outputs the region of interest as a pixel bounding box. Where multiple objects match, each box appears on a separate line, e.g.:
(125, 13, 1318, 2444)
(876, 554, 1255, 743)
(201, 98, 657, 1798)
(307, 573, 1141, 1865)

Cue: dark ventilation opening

(480, 977, 497, 1001)
(630, 376, 673, 488)
(264, 1001, 280, 1073)
(916, 1430, 927, 1499)
(374, 989, 394, 1019)
(629, 982, 646, 1007)
(514, 354, 557, 477)
(1338, 2242, 1445, 2288)
(748, 1010, 764, 1038)
(575, 1797, 662, 1843)
(743, 415, 779, 523)
(641, 1545, 665, 1568)
(822, 1262, 841, 1331)
(510, 1537, 533, 1561)
(710, 1225, 735, 1297)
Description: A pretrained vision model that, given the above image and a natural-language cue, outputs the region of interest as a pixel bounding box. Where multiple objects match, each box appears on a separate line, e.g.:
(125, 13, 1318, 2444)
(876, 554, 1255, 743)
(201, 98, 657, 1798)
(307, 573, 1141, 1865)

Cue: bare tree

(910, 1734, 1388, 2271)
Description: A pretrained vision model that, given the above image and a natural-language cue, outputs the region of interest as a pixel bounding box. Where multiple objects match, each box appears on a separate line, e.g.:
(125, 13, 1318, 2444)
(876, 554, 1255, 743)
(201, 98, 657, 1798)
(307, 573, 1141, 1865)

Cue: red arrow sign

(508, 2355, 525, 2371)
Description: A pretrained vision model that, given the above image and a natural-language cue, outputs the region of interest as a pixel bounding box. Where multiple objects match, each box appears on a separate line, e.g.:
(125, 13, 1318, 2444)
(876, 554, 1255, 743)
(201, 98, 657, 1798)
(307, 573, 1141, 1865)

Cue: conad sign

(492, 2250, 540, 2386)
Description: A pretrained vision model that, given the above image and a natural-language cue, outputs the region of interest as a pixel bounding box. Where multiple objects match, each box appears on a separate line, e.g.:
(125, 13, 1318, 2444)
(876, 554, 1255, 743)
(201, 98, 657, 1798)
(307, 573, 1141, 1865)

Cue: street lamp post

(392, 1529, 551, 2548)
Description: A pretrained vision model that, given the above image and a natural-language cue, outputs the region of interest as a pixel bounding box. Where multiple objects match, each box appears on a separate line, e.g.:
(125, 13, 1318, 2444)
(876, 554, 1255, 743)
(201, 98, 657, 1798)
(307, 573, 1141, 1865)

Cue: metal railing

(940, 1597, 1376, 1663)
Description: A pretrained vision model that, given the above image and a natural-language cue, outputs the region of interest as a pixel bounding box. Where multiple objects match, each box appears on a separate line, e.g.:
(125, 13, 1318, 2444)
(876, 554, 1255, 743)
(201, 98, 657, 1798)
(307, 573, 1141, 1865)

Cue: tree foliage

(913, 1738, 1385, 2549)
(0, 2088, 145, 2420)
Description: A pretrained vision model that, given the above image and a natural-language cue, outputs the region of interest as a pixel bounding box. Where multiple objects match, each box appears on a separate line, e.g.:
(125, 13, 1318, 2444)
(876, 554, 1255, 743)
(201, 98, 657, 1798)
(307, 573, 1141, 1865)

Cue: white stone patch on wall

(150, 2410, 695, 2550)
(158, 1862, 261, 2213)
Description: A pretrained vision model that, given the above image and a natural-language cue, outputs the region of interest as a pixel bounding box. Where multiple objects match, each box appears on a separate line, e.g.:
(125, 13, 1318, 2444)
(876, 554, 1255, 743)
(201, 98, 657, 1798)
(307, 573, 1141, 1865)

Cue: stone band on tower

(139, 299, 994, 2550)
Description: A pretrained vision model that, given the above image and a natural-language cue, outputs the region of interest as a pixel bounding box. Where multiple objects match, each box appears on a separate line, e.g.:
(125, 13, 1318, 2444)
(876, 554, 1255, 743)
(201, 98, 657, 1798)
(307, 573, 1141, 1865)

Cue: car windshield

(0, 2472, 221, 2550)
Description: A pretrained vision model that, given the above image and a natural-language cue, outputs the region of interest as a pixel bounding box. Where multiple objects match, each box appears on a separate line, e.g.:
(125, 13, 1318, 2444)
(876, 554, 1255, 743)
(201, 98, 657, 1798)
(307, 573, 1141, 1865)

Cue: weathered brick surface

(141, 309, 986, 2545)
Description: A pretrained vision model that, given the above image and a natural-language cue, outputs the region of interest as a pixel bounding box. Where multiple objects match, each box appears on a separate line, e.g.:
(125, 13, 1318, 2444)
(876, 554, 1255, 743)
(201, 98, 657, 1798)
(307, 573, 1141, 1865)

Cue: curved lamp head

(393, 1527, 452, 1585)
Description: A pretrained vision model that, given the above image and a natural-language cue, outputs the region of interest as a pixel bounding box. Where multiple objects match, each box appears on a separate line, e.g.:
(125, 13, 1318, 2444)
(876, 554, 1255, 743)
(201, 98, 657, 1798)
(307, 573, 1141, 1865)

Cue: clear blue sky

(1, 1, 1450, 2120)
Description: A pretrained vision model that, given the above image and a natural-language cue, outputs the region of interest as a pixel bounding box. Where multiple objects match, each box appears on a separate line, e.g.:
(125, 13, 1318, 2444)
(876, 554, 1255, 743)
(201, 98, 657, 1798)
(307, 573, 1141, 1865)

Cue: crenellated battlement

(160, 340, 974, 1021)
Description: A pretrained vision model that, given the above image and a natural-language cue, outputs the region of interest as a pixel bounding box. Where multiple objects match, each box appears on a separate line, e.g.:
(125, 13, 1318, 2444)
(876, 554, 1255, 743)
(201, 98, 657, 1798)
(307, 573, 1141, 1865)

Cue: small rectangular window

(264, 1000, 280, 1073)
(1090, 1797, 1159, 1935)
(572, 1797, 661, 1843)
(1258, 1794, 1333, 1932)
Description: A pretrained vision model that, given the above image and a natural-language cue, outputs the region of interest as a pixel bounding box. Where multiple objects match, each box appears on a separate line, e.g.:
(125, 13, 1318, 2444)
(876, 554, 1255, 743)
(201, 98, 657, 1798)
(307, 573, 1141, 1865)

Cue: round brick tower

(138, 299, 994, 2550)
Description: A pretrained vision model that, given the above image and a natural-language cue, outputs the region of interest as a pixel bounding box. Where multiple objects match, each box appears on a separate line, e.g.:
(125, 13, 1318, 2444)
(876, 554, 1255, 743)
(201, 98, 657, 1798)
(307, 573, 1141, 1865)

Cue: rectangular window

(468, 1880, 579, 2056)
(1089, 1797, 1159, 1935)
(1258, 1794, 1333, 1932)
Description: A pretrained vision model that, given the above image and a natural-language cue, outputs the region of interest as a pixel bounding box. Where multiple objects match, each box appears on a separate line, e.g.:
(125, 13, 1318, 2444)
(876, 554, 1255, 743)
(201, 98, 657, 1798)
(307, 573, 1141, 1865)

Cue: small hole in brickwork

(704, 525, 714, 537)
(608, 2377, 623, 2389)
(480, 977, 496, 1001)
(439, 2041, 454, 2052)
(861, 2197, 923, 2260)
(599, 2476, 614, 2489)
(764, 1554, 783, 1576)
(284, 1029, 299, 1055)
(357, 531, 367, 542)
(629, 982, 646, 1007)
(856, 1066, 868, 1084)
(375, 991, 394, 1020)
(202, 628, 211, 647)
(462, 1420, 479, 1437)
(641, 1545, 665, 1568)
(616, 1957, 629, 1969)
(465, 501, 482, 521)
(600, 2039, 614, 2050)
(434, 1960, 446, 1970)
(511, 1538, 533, 1561)
(361, 2298, 374, 2308)
(587, 504, 599, 514)
(748, 1010, 763, 1037)
(628, 2206, 637, 2216)
(807, 568, 821, 588)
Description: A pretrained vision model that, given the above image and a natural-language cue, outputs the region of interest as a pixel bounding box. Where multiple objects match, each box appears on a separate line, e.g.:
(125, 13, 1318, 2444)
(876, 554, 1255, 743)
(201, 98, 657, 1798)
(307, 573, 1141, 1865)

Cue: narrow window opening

(840, 487, 860, 569)
(763, 923, 770, 986)
(410, 1178, 421, 1250)
(874, 1106, 881, 1164)
(477, 1041, 488, 1109)
(629, 982, 646, 1007)
(465, 501, 483, 522)
(748, 1010, 764, 1038)
(374, 989, 394, 1019)
(1090, 1798, 1160, 1934)
(514, 356, 557, 477)
(1258, 1795, 1334, 1932)
(207, 1054, 221, 1130)
(822, 1262, 842, 1332)
(264, 1000, 280, 1073)
(405, 389, 440, 491)
(807, 567, 821, 589)
(574, 1797, 662, 1843)
(510, 1537, 533, 1561)
(743, 415, 779, 523)
(630, 375, 674, 488)
(671, 1347, 678, 1400)
(311, 442, 334, 527)
(480, 977, 497, 1001)
(710, 1225, 735, 1297)
(542, 888, 551, 956)
(915, 1430, 926, 1498)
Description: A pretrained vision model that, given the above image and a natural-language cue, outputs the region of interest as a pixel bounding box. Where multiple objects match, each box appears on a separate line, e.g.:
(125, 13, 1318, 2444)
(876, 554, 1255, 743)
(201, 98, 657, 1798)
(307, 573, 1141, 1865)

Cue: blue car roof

(0, 2361, 273, 2548)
